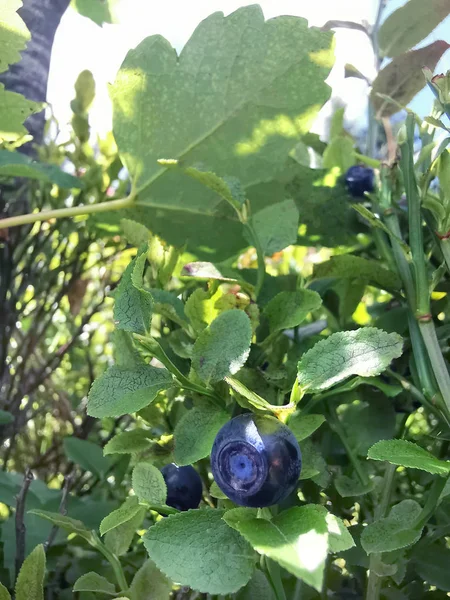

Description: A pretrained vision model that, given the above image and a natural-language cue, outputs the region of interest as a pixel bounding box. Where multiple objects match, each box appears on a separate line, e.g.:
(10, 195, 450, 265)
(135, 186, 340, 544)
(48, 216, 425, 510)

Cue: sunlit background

(47, 0, 450, 143)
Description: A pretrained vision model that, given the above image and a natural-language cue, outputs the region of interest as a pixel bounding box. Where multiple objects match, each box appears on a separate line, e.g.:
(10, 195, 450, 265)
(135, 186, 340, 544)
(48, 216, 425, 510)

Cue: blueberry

(160, 464, 203, 511)
(345, 165, 374, 198)
(211, 414, 302, 508)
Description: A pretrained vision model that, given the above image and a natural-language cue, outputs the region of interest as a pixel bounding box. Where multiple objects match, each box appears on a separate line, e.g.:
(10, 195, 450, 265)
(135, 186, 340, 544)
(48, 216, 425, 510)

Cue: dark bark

(0, 0, 71, 150)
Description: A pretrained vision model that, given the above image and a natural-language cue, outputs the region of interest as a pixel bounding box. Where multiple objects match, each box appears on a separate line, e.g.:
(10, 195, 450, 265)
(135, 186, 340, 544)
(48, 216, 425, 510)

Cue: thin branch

(44, 474, 73, 551)
(15, 468, 34, 579)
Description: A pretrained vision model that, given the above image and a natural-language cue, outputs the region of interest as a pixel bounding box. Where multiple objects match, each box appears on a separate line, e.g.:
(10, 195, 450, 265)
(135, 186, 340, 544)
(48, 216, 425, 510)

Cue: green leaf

(323, 509, 355, 553)
(225, 375, 292, 417)
(0, 0, 30, 74)
(322, 136, 355, 173)
(223, 505, 328, 591)
(297, 327, 403, 392)
(288, 413, 326, 442)
(173, 405, 229, 465)
(210, 480, 228, 500)
(313, 255, 401, 291)
(361, 500, 423, 553)
(371, 41, 450, 117)
(236, 570, 275, 600)
(143, 509, 255, 594)
(149, 288, 188, 327)
(335, 474, 375, 498)
(110, 6, 334, 258)
(378, 0, 450, 57)
(298, 439, 329, 486)
(113, 254, 153, 335)
(132, 462, 167, 505)
(192, 310, 252, 384)
(113, 329, 145, 369)
(413, 543, 450, 592)
(129, 558, 172, 600)
(0, 409, 13, 425)
(263, 289, 322, 333)
(87, 365, 173, 418)
(0, 150, 84, 188)
(99, 496, 141, 536)
(0, 583, 11, 600)
(105, 505, 146, 556)
(0, 84, 42, 143)
(121, 218, 150, 247)
(368, 439, 450, 476)
(70, 0, 119, 26)
(159, 160, 246, 212)
(73, 573, 116, 596)
(104, 429, 153, 455)
(28, 510, 94, 543)
(63, 437, 110, 477)
(73, 69, 95, 113)
(245, 199, 299, 256)
(15, 544, 45, 600)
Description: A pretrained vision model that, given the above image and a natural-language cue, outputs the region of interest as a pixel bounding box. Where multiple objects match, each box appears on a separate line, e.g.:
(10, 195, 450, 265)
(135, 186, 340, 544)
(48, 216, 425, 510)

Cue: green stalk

(366, 464, 396, 600)
(265, 558, 287, 600)
(0, 195, 135, 229)
(92, 534, 128, 593)
(135, 334, 223, 405)
(245, 221, 266, 298)
(413, 475, 449, 530)
(439, 237, 450, 275)
(418, 321, 450, 413)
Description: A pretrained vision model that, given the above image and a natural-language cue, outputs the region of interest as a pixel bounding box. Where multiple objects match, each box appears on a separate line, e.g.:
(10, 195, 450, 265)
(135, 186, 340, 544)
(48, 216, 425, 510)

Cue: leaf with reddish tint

(371, 41, 450, 117)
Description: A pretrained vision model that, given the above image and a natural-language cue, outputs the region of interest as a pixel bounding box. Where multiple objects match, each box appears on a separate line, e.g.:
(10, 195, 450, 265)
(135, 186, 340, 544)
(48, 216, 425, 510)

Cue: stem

(92, 535, 128, 593)
(400, 114, 430, 317)
(366, 0, 386, 157)
(245, 222, 266, 297)
(414, 474, 449, 530)
(265, 558, 287, 600)
(366, 464, 396, 600)
(439, 237, 450, 275)
(135, 334, 222, 405)
(419, 320, 450, 414)
(15, 469, 34, 580)
(0, 196, 134, 229)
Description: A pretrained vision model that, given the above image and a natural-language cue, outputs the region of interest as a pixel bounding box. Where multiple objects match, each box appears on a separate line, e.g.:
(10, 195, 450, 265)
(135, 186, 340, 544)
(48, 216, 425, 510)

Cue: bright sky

(47, 0, 450, 140)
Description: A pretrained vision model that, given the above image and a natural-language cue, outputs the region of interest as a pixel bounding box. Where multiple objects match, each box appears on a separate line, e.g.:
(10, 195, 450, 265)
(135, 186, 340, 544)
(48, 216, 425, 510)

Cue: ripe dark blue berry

(211, 414, 302, 508)
(345, 165, 374, 198)
(160, 463, 203, 511)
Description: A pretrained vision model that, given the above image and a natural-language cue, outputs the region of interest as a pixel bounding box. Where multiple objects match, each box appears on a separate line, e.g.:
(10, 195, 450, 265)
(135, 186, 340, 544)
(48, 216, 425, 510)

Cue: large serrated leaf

(105, 505, 146, 556)
(15, 544, 45, 600)
(297, 327, 403, 392)
(378, 0, 450, 58)
(144, 509, 255, 594)
(192, 310, 252, 384)
(368, 439, 450, 476)
(104, 429, 153, 455)
(223, 505, 329, 591)
(0, 583, 11, 600)
(361, 500, 423, 554)
(0, 84, 42, 143)
(174, 405, 229, 465)
(371, 41, 450, 117)
(87, 365, 173, 418)
(110, 6, 334, 258)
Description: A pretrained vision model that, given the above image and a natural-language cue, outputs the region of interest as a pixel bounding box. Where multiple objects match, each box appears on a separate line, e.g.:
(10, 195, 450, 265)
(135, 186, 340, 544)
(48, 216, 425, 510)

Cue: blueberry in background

(161, 463, 203, 511)
(211, 414, 302, 508)
(345, 165, 375, 198)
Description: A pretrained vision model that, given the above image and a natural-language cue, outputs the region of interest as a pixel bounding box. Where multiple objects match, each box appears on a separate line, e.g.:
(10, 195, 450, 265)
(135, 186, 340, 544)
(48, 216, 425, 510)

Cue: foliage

(2, 1, 450, 600)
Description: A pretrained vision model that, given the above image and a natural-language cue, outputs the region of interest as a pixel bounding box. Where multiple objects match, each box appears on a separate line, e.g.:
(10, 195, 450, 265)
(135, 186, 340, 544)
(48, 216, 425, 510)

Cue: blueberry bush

(2, 1, 450, 599)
